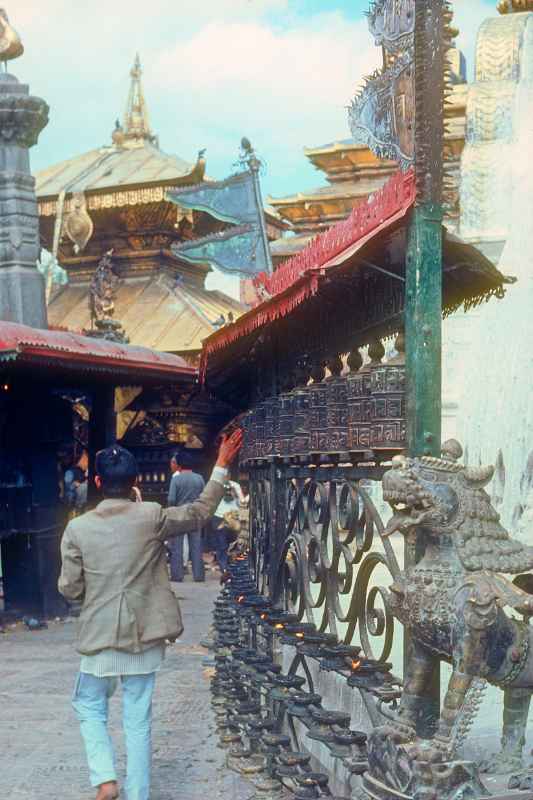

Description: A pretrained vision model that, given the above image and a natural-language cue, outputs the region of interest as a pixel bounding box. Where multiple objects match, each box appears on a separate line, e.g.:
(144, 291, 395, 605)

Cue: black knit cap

(95, 445, 138, 496)
(172, 447, 198, 471)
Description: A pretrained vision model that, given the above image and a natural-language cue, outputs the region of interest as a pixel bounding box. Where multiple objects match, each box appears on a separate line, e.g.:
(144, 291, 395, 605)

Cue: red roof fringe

(200, 169, 415, 383)
(253, 169, 415, 298)
(200, 276, 319, 382)
(0, 321, 196, 378)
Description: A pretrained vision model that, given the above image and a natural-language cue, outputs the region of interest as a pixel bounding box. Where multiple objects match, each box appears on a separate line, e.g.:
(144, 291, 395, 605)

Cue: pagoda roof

(304, 138, 357, 154)
(36, 141, 205, 208)
(302, 140, 398, 181)
(268, 177, 392, 207)
(48, 272, 246, 355)
(0, 320, 196, 384)
(36, 55, 207, 214)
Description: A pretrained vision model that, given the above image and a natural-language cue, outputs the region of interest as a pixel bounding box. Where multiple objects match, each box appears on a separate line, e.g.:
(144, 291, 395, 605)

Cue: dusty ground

(0, 574, 254, 800)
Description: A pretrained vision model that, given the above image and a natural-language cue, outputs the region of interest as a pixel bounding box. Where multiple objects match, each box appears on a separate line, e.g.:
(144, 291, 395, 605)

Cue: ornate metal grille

(249, 464, 400, 666)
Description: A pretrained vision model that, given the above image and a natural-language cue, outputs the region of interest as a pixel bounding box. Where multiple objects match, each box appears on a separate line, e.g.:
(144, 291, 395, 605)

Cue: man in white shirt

(211, 478, 244, 571)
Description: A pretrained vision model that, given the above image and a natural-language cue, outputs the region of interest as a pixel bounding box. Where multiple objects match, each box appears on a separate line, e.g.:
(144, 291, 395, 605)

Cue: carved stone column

(0, 72, 49, 327)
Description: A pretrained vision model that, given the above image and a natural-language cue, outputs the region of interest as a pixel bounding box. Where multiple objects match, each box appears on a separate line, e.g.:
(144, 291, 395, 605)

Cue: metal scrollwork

(250, 475, 271, 595)
(268, 475, 399, 663)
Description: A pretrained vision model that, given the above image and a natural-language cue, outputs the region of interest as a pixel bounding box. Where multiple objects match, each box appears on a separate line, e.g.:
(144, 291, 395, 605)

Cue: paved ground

(0, 574, 254, 800)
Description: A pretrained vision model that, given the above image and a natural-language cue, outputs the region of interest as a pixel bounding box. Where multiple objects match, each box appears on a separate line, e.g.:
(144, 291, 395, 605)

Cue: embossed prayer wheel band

(290, 385, 312, 458)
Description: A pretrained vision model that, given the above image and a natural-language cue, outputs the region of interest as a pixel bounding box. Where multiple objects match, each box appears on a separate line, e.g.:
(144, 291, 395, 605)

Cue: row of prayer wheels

(240, 340, 405, 464)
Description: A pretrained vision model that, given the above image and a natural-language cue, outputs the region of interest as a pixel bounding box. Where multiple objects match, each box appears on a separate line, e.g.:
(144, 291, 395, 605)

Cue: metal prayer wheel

(325, 376, 349, 454)
(347, 366, 373, 452)
(253, 400, 267, 459)
(309, 378, 328, 455)
(369, 358, 406, 450)
(290, 385, 312, 458)
(275, 390, 294, 458)
(263, 396, 278, 458)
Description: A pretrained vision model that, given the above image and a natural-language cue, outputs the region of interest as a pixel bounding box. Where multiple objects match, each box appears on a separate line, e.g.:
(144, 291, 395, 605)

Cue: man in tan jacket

(58, 430, 242, 800)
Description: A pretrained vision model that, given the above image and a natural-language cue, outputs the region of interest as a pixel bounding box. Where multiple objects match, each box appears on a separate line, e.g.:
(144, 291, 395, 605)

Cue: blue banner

(167, 172, 259, 226)
(172, 225, 270, 277)
(167, 169, 272, 277)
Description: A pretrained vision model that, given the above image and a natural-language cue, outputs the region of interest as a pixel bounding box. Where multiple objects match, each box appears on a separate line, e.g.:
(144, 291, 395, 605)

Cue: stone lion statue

(369, 440, 533, 795)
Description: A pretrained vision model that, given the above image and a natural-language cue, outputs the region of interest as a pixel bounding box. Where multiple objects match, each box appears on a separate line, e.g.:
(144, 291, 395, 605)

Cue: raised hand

(216, 429, 243, 468)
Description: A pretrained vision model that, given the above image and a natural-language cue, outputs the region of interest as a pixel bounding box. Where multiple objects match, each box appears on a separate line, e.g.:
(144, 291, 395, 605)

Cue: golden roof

(35, 55, 206, 214)
(268, 177, 391, 207)
(267, 176, 394, 228)
(303, 140, 397, 179)
(497, 1, 533, 12)
(48, 274, 245, 354)
(36, 143, 205, 211)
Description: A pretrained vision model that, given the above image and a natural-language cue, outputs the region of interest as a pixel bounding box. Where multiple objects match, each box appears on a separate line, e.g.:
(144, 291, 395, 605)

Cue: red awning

(200, 169, 416, 380)
(0, 321, 197, 383)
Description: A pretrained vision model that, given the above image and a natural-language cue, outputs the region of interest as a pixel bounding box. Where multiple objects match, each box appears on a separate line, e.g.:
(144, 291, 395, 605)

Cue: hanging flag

(170, 224, 271, 276)
(167, 140, 273, 277)
(167, 171, 258, 226)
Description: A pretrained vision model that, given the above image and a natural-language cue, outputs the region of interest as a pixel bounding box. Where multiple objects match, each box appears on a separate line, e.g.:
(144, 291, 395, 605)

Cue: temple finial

(497, 0, 533, 12)
(123, 54, 157, 146)
(0, 8, 24, 64)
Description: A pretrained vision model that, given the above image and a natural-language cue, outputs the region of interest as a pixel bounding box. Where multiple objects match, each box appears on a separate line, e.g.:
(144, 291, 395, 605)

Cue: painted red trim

(0, 321, 197, 379)
(254, 169, 415, 299)
(199, 169, 415, 382)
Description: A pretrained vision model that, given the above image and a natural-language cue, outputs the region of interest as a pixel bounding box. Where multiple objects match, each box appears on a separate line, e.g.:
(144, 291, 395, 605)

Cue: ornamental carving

(349, 0, 453, 204)
(39, 185, 182, 218)
(86, 250, 128, 343)
(368, 0, 415, 51)
(0, 91, 49, 148)
(64, 192, 93, 254)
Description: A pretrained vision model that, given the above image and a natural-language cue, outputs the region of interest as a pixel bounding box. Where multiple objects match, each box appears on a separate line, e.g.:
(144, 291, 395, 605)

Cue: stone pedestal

(0, 72, 49, 327)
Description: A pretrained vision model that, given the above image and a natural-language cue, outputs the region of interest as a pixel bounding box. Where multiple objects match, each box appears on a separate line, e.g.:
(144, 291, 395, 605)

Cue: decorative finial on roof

(111, 118, 126, 147)
(123, 54, 158, 146)
(0, 8, 24, 65)
(497, 0, 533, 12)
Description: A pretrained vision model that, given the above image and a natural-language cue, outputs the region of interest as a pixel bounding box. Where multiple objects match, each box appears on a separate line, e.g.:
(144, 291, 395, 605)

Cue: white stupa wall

(443, 10, 533, 536)
(441, 9, 533, 760)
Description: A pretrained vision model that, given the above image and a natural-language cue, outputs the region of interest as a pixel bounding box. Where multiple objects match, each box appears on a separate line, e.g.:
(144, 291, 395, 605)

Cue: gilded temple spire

(122, 54, 158, 146)
(497, 0, 533, 12)
(0, 8, 23, 65)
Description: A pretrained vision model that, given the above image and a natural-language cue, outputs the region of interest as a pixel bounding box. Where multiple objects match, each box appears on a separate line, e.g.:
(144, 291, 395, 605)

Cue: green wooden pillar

(405, 203, 443, 458)
(404, 201, 443, 738)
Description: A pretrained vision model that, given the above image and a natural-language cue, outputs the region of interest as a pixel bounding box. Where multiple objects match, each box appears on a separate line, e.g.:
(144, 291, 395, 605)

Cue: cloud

(15, 0, 288, 26)
(149, 13, 378, 193)
(17, 5, 378, 198)
(15, 0, 494, 201)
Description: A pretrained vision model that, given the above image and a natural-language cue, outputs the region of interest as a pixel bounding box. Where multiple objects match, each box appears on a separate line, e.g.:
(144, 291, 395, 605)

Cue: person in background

(211, 476, 244, 572)
(58, 430, 242, 800)
(167, 452, 189, 572)
(64, 448, 89, 512)
(169, 452, 179, 478)
(167, 450, 205, 582)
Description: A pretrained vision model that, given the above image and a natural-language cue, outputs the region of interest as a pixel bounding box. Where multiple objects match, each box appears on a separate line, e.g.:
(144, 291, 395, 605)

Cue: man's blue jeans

(214, 522, 231, 571)
(72, 671, 155, 800)
(169, 530, 205, 581)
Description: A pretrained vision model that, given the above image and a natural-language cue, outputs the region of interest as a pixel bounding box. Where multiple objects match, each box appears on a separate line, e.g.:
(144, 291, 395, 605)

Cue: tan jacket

(58, 479, 223, 655)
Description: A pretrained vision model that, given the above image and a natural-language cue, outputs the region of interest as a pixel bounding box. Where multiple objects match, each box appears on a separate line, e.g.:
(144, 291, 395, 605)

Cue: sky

(15, 0, 495, 203)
